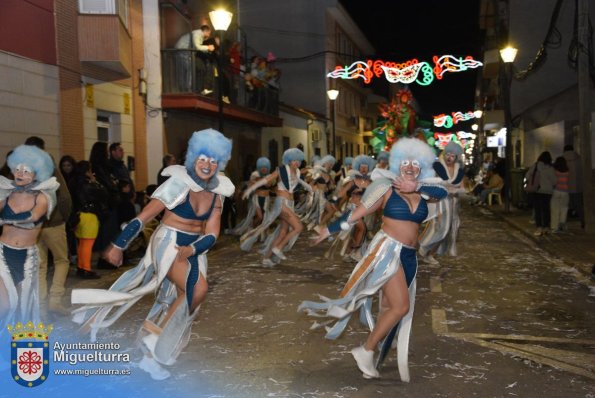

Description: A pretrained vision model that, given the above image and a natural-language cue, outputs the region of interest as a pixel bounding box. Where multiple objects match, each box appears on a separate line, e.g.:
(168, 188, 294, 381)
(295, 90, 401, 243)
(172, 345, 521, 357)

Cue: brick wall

(55, 0, 85, 161)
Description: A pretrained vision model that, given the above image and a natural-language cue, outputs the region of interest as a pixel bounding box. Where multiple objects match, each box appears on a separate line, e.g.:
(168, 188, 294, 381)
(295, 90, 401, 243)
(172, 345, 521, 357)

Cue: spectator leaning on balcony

(175, 25, 215, 95)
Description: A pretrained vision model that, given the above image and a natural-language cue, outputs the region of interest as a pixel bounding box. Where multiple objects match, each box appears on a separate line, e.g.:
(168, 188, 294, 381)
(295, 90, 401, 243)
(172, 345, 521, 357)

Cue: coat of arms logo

(8, 321, 53, 387)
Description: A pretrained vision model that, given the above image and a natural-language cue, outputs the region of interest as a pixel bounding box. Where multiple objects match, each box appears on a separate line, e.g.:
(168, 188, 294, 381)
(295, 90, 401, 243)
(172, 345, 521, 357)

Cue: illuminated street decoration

(432, 55, 483, 79)
(433, 111, 476, 127)
(327, 56, 482, 86)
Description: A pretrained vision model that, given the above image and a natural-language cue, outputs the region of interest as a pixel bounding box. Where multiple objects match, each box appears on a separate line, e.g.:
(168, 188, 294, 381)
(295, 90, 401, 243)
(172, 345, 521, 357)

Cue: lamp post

(209, 9, 233, 133)
(499, 46, 517, 212)
(327, 89, 339, 156)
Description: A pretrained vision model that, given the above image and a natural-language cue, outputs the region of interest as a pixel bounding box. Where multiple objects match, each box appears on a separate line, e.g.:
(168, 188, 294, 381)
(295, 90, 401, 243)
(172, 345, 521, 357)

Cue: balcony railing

(161, 48, 279, 117)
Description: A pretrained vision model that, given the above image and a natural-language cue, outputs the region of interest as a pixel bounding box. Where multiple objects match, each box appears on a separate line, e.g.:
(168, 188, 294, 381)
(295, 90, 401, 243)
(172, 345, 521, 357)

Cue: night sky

(340, 0, 483, 122)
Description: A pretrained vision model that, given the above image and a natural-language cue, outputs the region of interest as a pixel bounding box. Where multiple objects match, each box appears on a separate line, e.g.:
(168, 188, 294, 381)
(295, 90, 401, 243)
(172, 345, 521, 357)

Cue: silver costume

(72, 166, 234, 365)
(0, 176, 58, 329)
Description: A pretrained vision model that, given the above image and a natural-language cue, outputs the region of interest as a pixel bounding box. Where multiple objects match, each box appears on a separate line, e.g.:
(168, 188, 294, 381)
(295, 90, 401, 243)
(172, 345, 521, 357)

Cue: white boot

(271, 247, 287, 260)
(139, 356, 171, 380)
(351, 346, 380, 379)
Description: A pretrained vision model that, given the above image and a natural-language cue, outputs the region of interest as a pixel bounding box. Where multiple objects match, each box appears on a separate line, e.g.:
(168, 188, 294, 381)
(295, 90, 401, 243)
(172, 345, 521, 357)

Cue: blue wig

(310, 155, 321, 166)
(444, 141, 463, 157)
(256, 157, 271, 174)
(377, 151, 389, 162)
(353, 155, 376, 173)
(184, 129, 232, 173)
(319, 155, 336, 168)
(282, 148, 305, 165)
(389, 138, 437, 180)
(343, 157, 354, 166)
(8, 145, 54, 182)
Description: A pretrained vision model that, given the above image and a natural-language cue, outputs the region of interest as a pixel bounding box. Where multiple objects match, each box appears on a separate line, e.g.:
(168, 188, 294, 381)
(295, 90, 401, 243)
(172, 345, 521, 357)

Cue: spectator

(71, 160, 109, 279)
(551, 156, 569, 233)
(157, 153, 177, 186)
(175, 25, 215, 94)
(24, 136, 72, 316)
(563, 145, 584, 228)
(472, 168, 504, 206)
(89, 142, 120, 268)
(59, 155, 76, 186)
(525, 151, 556, 236)
(109, 142, 133, 186)
(60, 155, 78, 262)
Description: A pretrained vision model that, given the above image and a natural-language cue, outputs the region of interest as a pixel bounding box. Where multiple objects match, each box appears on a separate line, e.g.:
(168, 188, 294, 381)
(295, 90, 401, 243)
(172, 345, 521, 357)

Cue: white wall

(0, 51, 59, 161)
(143, 0, 165, 185)
(81, 79, 134, 179)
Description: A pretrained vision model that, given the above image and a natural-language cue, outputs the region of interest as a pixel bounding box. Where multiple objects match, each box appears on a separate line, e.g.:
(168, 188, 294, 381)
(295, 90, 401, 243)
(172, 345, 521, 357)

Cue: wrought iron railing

(161, 48, 279, 117)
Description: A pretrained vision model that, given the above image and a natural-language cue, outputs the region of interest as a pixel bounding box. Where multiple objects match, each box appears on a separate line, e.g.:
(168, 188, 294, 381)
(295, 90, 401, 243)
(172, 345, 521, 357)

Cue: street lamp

(499, 45, 517, 212)
(209, 9, 233, 133)
(327, 89, 339, 156)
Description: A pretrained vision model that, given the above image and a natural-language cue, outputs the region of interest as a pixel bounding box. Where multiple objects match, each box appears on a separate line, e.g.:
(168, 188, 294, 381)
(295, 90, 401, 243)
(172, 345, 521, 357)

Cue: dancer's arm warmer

(327, 210, 353, 234)
(112, 218, 144, 250)
(416, 183, 448, 200)
(191, 234, 216, 255)
(0, 210, 39, 229)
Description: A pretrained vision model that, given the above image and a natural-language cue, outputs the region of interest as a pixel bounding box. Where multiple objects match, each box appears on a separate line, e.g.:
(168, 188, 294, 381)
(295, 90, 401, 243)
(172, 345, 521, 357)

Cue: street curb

(495, 210, 594, 284)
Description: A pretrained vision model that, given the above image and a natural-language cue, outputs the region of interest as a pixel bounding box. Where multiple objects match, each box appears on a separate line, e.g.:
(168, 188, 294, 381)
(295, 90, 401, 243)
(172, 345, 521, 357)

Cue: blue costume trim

(112, 218, 143, 250)
(278, 166, 289, 191)
(417, 184, 448, 200)
(2, 245, 27, 285)
(328, 211, 352, 234)
(185, 234, 215, 307)
(433, 162, 464, 184)
(384, 190, 428, 223)
(170, 193, 217, 221)
(191, 234, 216, 255)
(0, 206, 32, 221)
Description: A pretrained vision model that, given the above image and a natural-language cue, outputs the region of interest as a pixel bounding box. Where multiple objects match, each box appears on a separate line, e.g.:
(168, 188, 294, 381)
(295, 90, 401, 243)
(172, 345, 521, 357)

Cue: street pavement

(39, 196, 594, 398)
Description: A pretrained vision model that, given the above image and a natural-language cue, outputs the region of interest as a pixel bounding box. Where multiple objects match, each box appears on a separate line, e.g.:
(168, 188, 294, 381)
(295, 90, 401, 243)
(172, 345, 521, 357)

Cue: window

(282, 136, 290, 151)
(79, 0, 129, 28)
(97, 115, 111, 143)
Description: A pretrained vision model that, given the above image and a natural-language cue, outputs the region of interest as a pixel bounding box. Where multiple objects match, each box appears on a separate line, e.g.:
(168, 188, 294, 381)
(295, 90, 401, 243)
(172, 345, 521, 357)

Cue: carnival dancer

(239, 148, 312, 266)
(303, 155, 336, 230)
(325, 155, 376, 261)
(0, 145, 58, 328)
(295, 155, 320, 217)
(375, 151, 389, 169)
(418, 142, 465, 265)
(228, 157, 272, 236)
(71, 129, 234, 380)
(299, 138, 446, 381)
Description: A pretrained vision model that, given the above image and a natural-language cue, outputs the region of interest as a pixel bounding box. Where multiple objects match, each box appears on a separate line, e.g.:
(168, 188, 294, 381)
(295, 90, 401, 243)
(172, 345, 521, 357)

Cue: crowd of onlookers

(465, 145, 584, 236)
(0, 137, 159, 316)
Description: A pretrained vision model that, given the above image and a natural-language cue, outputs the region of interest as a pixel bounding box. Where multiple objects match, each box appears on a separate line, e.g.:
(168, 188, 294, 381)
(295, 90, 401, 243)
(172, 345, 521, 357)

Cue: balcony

(78, 14, 132, 77)
(161, 49, 282, 127)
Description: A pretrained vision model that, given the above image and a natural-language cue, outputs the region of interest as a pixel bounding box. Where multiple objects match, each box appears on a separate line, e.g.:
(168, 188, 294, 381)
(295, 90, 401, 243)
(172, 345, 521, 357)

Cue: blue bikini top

(383, 189, 427, 224)
(0, 193, 45, 225)
(170, 192, 217, 221)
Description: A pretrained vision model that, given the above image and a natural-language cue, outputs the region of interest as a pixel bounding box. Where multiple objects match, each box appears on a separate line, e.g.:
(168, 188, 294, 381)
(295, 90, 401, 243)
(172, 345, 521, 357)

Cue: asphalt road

(36, 201, 594, 398)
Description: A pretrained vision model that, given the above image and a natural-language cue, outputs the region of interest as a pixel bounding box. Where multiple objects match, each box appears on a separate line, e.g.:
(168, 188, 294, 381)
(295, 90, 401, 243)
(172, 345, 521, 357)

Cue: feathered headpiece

(389, 138, 436, 180)
(8, 145, 54, 182)
(184, 129, 232, 173)
(353, 155, 376, 174)
(282, 148, 305, 165)
(256, 157, 271, 174)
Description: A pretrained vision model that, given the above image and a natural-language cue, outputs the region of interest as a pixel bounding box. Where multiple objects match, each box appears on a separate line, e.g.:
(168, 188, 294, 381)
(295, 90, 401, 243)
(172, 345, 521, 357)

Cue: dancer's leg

(364, 266, 409, 351)
(273, 207, 303, 250)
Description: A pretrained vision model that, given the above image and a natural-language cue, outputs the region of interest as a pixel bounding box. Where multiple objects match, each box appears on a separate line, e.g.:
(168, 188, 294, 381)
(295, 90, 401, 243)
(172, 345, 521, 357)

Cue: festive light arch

(327, 55, 482, 86)
(433, 111, 476, 127)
